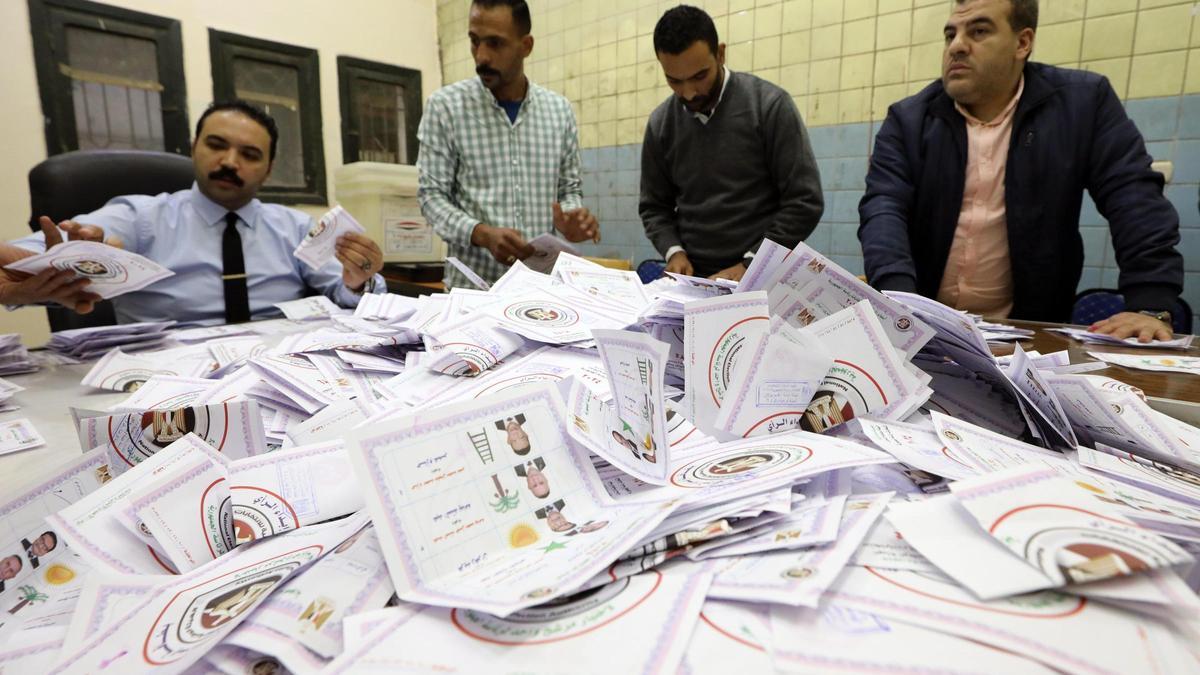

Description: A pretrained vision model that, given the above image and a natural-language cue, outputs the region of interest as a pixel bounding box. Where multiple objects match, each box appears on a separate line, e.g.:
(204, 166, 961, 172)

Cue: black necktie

(222, 212, 251, 324)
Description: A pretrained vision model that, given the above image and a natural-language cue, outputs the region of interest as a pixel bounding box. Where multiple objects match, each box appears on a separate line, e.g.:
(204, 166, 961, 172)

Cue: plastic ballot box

(332, 162, 447, 263)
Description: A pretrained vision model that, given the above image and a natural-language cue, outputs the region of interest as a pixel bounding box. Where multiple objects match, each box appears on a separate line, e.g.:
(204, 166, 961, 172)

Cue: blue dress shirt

(13, 184, 385, 326)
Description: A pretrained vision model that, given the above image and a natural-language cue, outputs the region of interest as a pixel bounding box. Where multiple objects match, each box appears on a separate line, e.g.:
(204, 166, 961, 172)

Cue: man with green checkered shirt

(417, 0, 599, 288)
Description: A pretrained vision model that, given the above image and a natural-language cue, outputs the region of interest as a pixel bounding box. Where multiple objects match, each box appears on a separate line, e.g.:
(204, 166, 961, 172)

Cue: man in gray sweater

(640, 5, 824, 281)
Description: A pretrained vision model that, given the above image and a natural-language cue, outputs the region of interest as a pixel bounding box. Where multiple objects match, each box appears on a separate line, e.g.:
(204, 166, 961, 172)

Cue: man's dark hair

(654, 5, 719, 56)
(194, 100, 279, 162)
(472, 0, 532, 36)
(957, 0, 1038, 32)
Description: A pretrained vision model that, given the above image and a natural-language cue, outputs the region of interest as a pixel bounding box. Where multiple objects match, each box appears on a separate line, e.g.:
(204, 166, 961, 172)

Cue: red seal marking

(700, 611, 766, 652)
(450, 571, 663, 646)
(200, 477, 228, 559)
(988, 504, 1131, 535)
(707, 316, 769, 405)
(864, 566, 1086, 619)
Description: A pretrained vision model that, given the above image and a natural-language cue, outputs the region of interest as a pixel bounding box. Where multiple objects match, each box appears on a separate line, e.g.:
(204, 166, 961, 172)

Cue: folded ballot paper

(294, 205, 365, 270)
(47, 320, 176, 360)
(0, 334, 37, 377)
(3, 240, 173, 299)
(7, 236, 1200, 674)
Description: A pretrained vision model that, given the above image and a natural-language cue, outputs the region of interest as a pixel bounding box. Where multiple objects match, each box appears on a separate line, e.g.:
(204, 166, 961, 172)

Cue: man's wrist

(1136, 309, 1172, 325)
(469, 223, 490, 247)
(665, 245, 686, 261)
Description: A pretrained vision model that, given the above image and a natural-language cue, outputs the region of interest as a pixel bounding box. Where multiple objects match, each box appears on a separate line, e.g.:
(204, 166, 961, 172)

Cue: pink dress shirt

(936, 78, 1025, 318)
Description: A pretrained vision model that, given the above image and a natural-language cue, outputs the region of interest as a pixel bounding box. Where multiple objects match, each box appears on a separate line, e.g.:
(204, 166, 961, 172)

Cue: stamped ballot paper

(0, 448, 112, 631)
(3, 240, 173, 299)
(0, 418, 45, 455)
(48, 434, 232, 576)
(712, 316, 834, 439)
(683, 291, 770, 436)
(346, 384, 680, 616)
(76, 400, 267, 475)
(324, 570, 711, 675)
(827, 565, 1195, 675)
(51, 514, 369, 675)
(567, 329, 672, 484)
(294, 205, 366, 270)
(483, 286, 632, 345)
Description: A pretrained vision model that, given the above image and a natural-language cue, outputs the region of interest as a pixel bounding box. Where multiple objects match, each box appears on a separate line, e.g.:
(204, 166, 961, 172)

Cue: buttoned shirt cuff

(558, 195, 585, 212)
(665, 245, 685, 261)
(334, 272, 387, 307)
(443, 211, 484, 250)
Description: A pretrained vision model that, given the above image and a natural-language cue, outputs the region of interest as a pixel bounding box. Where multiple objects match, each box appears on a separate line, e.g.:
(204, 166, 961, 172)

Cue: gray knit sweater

(639, 71, 824, 274)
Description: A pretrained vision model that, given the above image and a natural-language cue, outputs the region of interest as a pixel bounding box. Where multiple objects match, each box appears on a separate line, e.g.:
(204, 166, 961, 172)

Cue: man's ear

(522, 34, 534, 58)
(716, 42, 726, 68)
(1016, 28, 1035, 62)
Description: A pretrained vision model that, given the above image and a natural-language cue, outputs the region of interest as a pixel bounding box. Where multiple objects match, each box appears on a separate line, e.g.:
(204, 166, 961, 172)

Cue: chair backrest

(27, 150, 195, 331)
(1072, 288, 1194, 335)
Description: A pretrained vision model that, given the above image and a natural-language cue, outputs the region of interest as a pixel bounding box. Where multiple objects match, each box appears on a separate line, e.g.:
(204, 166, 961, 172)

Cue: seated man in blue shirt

(12, 100, 386, 326)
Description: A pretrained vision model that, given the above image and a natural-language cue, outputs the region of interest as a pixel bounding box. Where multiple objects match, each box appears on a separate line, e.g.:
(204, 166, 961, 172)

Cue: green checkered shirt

(417, 77, 585, 288)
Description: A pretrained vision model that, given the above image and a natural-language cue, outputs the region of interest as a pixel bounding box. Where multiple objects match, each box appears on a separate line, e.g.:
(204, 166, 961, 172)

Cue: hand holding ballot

(470, 222, 536, 266)
(295, 206, 384, 291)
(0, 260, 100, 313)
(0, 217, 115, 312)
(3, 240, 172, 301)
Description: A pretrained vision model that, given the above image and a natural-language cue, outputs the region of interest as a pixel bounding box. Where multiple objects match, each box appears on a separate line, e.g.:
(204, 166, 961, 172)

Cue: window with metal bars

(209, 29, 327, 205)
(28, 0, 190, 157)
(337, 56, 422, 165)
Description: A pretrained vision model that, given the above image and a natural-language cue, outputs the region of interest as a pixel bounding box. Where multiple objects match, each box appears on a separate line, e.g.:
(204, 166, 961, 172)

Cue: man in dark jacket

(859, 0, 1183, 342)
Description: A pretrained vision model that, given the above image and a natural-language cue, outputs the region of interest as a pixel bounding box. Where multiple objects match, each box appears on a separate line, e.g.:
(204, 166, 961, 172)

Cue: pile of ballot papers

(0, 333, 37, 376)
(3, 241, 1199, 675)
(46, 321, 177, 360)
(0, 378, 23, 414)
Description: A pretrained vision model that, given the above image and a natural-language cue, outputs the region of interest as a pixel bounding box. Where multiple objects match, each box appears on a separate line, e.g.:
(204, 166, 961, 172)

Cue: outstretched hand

(1090, 311, 1173, 343)
(38, 216, 122, 249)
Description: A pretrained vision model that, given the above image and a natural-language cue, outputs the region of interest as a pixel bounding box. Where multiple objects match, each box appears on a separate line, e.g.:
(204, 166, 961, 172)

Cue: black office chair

(26, 150, 194, 331)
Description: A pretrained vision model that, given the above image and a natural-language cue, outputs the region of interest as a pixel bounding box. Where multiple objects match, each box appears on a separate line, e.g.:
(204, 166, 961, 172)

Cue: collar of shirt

(473, 75, 541, 124)
(188, 182, 263, 228)
(954, 76, 1025, 127)
(688, 66, 732, 125)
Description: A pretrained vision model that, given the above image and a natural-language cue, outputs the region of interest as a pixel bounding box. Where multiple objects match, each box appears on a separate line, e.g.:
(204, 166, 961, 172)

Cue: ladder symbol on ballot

(469, 429, 494, 464)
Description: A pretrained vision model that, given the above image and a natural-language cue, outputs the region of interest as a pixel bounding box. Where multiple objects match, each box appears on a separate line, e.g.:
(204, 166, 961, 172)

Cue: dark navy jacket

(858, 62, 1182, 322)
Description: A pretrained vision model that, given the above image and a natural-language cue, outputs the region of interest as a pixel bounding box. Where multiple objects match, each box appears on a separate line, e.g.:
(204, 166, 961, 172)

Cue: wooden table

(991, 320, 1200, 404)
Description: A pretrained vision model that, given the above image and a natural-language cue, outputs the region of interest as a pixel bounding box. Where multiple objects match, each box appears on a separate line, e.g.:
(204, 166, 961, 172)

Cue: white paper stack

(46, 320, 176, 360)
(0, 334, 37, 377)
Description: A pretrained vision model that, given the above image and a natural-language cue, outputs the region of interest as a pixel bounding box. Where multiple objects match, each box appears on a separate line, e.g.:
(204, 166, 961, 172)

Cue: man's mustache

(476, 65, 499, 78)
(209, 168, 243, 187)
